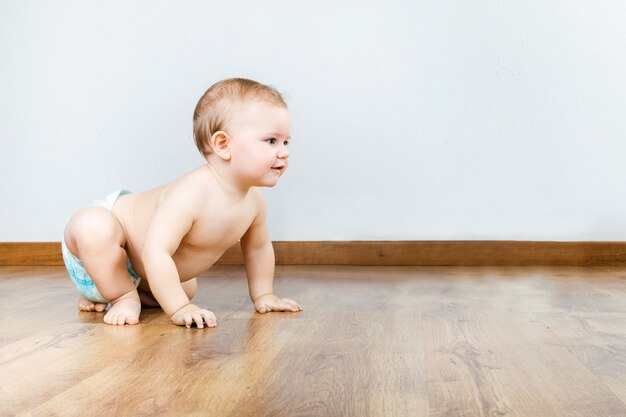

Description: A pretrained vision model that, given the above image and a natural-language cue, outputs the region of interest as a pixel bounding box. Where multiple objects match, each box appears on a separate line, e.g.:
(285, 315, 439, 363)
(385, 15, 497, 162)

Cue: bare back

(111, 164, 260, 286)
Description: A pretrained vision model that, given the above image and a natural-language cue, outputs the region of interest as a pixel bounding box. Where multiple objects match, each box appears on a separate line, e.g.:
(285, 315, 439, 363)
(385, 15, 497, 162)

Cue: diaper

(61, 189, 141, 304)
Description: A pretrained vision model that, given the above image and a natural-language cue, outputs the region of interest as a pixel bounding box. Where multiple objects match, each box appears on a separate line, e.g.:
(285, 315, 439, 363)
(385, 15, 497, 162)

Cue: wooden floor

(1, 265, 625, 417)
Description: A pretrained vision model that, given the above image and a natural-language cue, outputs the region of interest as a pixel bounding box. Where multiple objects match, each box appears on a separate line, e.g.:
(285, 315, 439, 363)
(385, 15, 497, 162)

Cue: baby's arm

(240, 191, 302, 313)
(141, 184, 216, 328)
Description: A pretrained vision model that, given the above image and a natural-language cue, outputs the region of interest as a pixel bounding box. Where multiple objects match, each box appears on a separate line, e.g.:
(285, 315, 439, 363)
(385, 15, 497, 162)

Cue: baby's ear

(210, 131, 231, 161)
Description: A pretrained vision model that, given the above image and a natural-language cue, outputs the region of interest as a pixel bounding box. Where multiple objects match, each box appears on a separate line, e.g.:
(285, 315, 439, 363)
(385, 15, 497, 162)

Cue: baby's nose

(278, 148, 289, 158)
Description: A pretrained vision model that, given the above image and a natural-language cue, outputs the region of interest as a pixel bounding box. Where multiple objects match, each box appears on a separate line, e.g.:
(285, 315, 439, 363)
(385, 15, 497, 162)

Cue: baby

(62, 78, 302, 328)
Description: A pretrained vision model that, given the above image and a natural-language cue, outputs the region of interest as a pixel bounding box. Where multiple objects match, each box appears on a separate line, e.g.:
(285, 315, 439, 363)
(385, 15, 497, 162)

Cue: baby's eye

(267, 138, 277, 145)
(284, 140, 290, 146)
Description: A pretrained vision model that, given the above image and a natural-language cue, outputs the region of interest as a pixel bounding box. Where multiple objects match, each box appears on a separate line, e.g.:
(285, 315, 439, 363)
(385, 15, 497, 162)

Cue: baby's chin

(261, 170, 286, 186)
(260, 179, 280, 188)
(256, 177, 282, 188)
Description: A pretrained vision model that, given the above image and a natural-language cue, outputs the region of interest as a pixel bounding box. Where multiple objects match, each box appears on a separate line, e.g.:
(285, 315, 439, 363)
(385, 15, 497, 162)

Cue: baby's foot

(78, 295, 107, 312)
(103, 293, 141, 325)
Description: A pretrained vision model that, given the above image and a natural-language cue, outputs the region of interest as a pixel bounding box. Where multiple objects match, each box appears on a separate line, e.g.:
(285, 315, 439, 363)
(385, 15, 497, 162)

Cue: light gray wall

(1, 1, 625, 241)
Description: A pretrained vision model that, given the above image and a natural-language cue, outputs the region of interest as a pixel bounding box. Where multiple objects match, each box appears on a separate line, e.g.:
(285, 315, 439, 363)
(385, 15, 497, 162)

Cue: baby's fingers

(183, 312, 194, 328)
(201, 310, 217, 328)
(183, 310, 217, 329)
(192, 311, 205, 328)
(280, 298, 303, 312)
(268, 300, 295, 312)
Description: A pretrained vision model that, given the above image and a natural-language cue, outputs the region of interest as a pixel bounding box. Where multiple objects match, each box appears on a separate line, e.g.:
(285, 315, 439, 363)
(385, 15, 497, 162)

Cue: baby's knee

(182, 278, 197, 300)
(67, 207, 125, 253)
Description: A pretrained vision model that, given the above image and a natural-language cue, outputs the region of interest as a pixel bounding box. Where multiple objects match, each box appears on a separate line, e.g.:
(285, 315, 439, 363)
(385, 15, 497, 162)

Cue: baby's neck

(205, 161, 250, 199)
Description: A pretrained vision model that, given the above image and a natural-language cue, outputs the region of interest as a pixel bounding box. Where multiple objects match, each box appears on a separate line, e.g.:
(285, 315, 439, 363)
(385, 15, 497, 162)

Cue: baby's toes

(78, 300, 95, 311)
(103, 311, 116, 325)
(78, 295, 105, 312)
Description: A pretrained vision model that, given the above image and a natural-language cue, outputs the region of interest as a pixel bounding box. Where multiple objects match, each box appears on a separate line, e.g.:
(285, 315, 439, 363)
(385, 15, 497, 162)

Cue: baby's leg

(65, 207, 141, 325)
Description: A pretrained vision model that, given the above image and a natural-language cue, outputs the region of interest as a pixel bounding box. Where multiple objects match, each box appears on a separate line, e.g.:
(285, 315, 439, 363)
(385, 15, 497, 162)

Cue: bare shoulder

(159, 166, 212, 214)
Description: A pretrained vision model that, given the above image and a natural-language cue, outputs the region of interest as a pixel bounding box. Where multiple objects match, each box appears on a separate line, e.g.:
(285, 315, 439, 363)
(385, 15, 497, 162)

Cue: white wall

(1, 1, 625, 242)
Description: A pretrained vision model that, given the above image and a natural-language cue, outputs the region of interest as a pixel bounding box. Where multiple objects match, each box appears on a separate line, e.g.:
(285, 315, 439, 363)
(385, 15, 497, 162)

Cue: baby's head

(193, 78, 292, 188)
(193, 78, 288, 158)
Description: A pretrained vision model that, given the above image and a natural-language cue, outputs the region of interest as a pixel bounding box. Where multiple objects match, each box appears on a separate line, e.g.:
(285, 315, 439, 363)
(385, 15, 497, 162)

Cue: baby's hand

(170, 304, 217, 329)
(253, 294, 303, 314)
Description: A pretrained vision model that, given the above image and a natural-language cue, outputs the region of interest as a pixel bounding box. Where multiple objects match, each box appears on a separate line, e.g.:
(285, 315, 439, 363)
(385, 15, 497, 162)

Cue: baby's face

(226, 101, 292, 187)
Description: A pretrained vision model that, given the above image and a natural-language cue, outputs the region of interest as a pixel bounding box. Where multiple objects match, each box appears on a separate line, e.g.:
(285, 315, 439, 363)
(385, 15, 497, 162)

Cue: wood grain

(1, 265, 625, 416)
(2, 240, 626, 266)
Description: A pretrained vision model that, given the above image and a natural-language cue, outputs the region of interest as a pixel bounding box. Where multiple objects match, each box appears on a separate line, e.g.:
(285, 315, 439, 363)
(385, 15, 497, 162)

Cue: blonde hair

(193, 78, 287, 157)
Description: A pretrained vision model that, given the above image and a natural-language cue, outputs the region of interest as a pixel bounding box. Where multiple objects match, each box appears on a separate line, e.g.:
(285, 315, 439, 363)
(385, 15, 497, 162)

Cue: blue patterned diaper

(62, 190, 141, 304)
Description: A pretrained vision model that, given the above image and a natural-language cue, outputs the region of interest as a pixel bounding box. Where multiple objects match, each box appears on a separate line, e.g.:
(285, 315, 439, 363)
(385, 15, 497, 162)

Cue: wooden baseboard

(1, 241, 626, 266)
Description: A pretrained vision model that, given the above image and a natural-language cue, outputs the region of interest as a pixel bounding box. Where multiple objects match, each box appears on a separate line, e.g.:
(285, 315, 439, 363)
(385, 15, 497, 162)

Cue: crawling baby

(62, 78, 302, 328)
